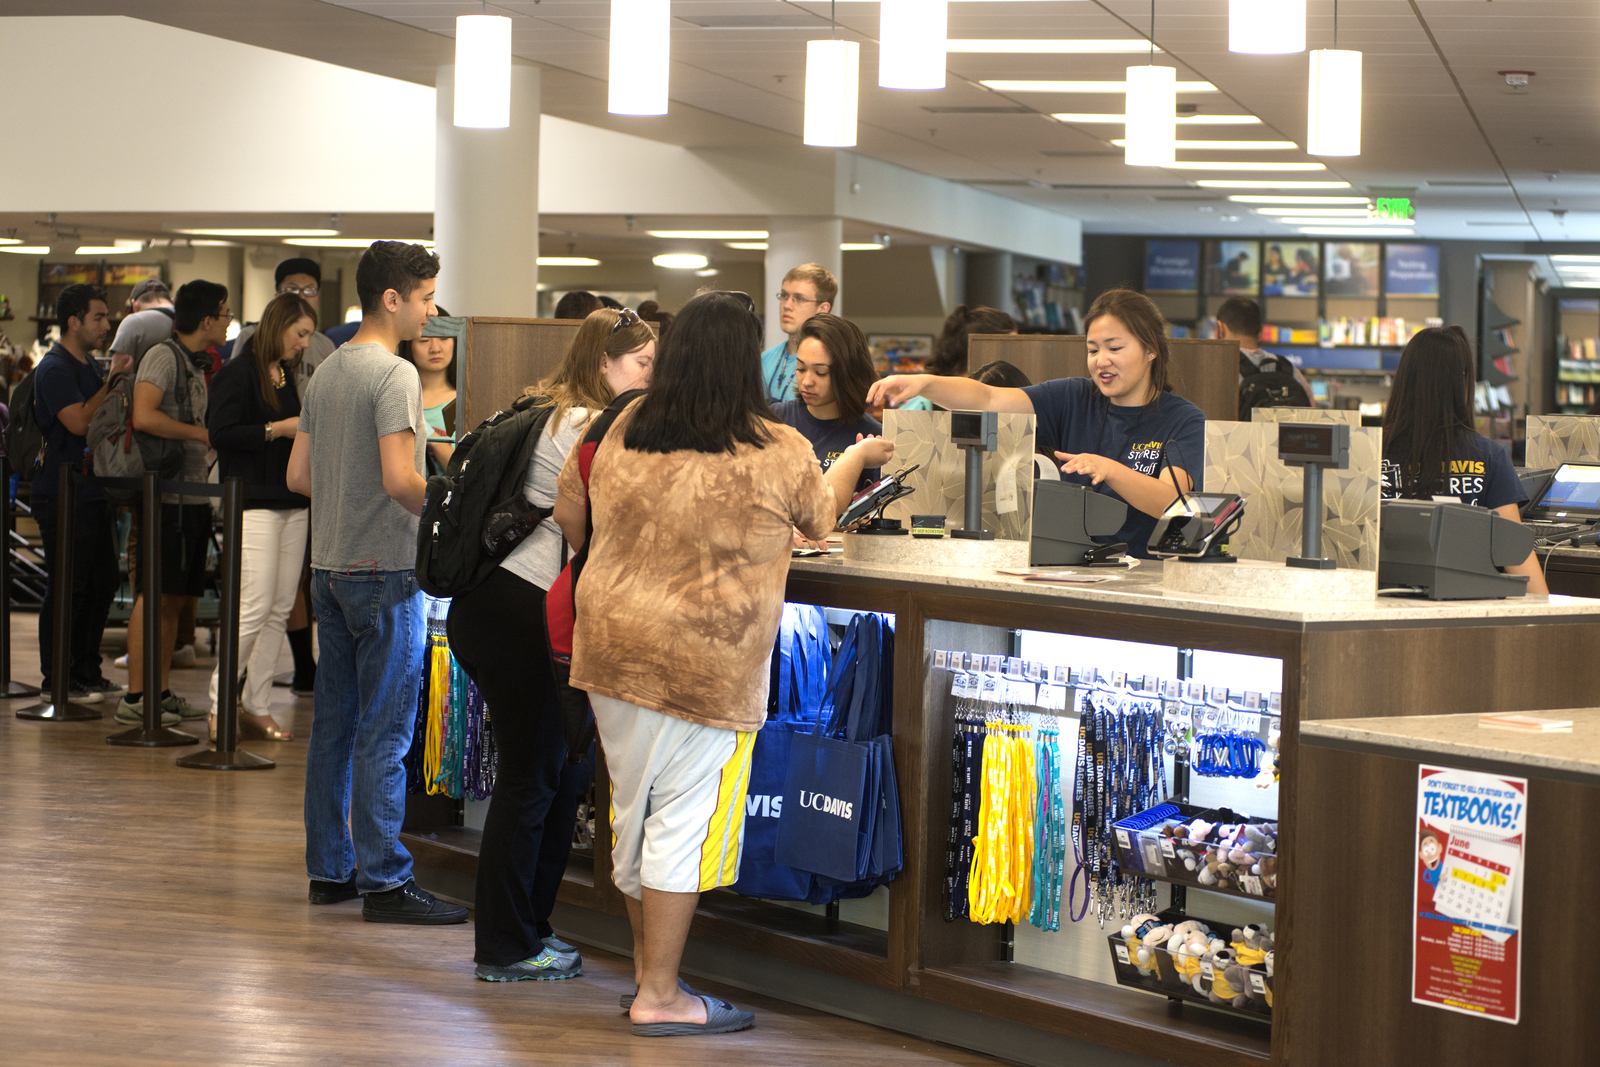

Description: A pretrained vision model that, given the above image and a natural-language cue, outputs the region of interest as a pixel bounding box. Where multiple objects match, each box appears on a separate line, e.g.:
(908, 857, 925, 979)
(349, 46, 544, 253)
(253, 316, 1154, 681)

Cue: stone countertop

(1299, 710, 1600, 786)
(788, 554, 1600, 631)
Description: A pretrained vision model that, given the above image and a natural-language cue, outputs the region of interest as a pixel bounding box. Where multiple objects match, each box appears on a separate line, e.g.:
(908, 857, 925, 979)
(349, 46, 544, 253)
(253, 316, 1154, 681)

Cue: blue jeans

(304, 568, 425, 893)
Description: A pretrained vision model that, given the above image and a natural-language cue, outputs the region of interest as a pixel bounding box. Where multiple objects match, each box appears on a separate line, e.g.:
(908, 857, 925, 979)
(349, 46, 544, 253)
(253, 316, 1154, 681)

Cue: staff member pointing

(867, 288, 1204, 557)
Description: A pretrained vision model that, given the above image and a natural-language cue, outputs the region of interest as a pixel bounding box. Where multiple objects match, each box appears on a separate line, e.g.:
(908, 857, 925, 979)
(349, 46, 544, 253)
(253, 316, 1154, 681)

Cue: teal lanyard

(1029, 726, 1066, 932)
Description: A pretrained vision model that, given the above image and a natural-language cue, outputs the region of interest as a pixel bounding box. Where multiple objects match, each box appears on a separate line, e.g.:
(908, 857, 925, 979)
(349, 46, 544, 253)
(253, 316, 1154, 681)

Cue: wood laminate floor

(0, 617, 1002, 1067)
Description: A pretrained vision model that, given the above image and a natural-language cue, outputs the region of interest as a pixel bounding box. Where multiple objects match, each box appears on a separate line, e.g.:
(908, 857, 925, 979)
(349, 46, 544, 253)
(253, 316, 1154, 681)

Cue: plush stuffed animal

(1119, 913, 1173, 977)
(1171, 928, 1223, 993)
(1230, 924, 1270, 967)
(1201, 946, 1251, 1009)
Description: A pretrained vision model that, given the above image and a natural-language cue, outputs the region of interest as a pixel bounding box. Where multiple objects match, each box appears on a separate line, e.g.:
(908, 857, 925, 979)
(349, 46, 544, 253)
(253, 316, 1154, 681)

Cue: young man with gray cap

(109, 277, 176, 366)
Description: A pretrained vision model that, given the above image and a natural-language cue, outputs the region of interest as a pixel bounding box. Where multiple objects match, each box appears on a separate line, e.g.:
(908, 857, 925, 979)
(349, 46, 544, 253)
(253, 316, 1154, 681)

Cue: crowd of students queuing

(20, 241, 1545, 1038)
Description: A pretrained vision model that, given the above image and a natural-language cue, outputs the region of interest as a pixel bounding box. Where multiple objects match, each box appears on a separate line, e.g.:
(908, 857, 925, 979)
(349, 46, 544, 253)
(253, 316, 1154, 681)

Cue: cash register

(1378, 499, 1536, 600)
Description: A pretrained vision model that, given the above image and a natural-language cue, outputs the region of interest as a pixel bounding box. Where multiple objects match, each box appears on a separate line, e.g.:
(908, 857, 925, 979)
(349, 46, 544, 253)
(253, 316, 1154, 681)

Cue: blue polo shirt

(1021, 376, 1206, 557)
(33, 342, 107, 501)
(761, 341, 796, 403)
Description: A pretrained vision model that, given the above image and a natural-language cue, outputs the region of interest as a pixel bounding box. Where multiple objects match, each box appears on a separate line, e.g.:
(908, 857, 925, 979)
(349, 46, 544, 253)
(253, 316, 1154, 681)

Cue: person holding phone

(867, 288, 1203, 557)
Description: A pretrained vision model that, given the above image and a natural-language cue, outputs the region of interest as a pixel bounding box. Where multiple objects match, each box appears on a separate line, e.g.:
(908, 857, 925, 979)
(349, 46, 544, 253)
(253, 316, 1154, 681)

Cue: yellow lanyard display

(423, 637, 452, 795)
(969, 724, 1037, 926)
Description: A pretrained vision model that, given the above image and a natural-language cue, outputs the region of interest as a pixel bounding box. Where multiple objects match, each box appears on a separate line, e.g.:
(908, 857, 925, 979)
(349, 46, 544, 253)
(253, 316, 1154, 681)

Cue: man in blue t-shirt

(32, 284, 132, 702)
(761, 264, 836, 403)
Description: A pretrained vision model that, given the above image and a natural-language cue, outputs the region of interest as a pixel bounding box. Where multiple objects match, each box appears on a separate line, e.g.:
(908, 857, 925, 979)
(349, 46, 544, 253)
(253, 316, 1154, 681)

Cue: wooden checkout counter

(404, 320, 1600, 1067)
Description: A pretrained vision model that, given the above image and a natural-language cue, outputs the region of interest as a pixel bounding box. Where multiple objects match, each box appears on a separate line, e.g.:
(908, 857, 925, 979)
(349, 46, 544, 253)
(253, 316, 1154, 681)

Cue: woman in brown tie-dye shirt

(553, 290, 893, 1036)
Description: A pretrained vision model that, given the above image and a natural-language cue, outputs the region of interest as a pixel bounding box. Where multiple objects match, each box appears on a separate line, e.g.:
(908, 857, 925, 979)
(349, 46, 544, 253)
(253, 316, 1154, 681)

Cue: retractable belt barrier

(14, 468, 276, 768)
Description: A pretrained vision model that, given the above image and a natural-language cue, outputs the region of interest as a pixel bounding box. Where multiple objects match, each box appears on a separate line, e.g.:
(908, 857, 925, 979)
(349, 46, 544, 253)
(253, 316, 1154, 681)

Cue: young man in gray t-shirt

(287, 241, 465, 926)
(115, 280, 224, 728)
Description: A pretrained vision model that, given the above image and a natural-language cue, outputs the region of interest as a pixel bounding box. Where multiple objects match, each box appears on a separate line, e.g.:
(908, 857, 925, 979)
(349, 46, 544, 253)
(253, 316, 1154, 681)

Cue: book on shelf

(1479, 713, 1573, 733)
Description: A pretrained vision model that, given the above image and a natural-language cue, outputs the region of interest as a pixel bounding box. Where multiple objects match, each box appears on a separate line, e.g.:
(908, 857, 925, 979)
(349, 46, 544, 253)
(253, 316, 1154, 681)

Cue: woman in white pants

(204, 293, 317, 739)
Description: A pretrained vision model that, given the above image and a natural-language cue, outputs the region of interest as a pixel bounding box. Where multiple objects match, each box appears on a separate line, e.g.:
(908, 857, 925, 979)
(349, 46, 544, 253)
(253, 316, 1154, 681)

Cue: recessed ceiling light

(1111, 139, 1297, 150)
(1230, 195, 1370, 204)
(654, 253, 710, 270)
(1275, 216, 1411, 226)
(0, 246, 50, 255)
(177, 228, 341, 237)
(0, 238, 21, 246)
(1167, 161, 1327, 171)
(1297, 227, 1415, 236)
(1197, 180, 1352, 189)
(282, 237, 434, 248)
(840, 243, 886, 251)
(1052, 113, 1262, 125)
(75, 245, 137, 255)
(950, 40, 1161, 54)
(1550, 255, 1600, 263)
(726, 242, 769, 250)
(537, 257, 601, 266)
(982, 79, 1216, 93)
(695, 268, 720, 277)
(1253, 207, 1374, 216)
(648, 230, 768, 240)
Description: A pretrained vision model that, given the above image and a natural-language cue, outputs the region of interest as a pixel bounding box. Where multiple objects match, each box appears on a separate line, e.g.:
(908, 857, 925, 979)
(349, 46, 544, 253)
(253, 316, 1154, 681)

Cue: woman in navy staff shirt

(867, 288, 1203, 557)
(1381, 325, 1547, 593)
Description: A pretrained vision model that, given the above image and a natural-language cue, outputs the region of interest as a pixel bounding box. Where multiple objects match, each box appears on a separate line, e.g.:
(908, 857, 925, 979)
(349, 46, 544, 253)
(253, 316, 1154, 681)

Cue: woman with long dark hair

(1381, 326, 1546, 592)
(204, 292, 317, 740)
(448, 306, 656, 983)
(399, 309, 458, 472)
(553, 291, 892, 1036)
(775, 313, 884, 492)
(868, 288, 1203, 557)
(898, 304, 1018, 411)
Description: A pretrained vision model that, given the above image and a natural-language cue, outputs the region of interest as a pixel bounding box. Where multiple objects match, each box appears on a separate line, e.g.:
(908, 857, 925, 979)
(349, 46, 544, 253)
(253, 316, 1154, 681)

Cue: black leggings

(447, 568, 594, 966)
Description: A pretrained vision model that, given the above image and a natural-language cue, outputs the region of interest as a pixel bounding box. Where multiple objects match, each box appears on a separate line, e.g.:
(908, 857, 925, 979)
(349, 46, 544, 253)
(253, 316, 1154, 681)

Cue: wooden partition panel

(967, 334, 1240, 423)
(461, 317, 585, 428)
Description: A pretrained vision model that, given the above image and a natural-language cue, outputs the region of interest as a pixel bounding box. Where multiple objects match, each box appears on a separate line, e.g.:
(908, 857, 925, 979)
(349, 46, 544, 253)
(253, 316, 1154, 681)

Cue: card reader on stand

(949, 410, 997, 541)
(1148, 493, 1246, 561)
(838, 465, 920, 535)
(1278, 423, 1350, 570)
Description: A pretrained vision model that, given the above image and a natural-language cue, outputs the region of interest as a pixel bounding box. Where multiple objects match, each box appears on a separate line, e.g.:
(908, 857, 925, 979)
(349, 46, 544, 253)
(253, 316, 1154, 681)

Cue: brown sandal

(240, 711, 294, 741)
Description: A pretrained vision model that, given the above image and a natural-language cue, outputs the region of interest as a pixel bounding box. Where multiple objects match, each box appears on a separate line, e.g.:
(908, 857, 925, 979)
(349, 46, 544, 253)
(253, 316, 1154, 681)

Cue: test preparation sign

(1144, 240, 1200, 293)
(1385, 243, 1440, 297)
(1412, 764, 1525, 1024)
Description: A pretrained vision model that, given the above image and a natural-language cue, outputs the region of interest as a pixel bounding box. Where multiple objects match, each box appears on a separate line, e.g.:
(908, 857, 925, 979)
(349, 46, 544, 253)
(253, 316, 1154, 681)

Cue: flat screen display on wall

(1205, 240, 1260, 295)
(1262, 241, 1319, 297)
(1324, 242, 1381, 296)
(1384, 244, 1440, 297)
(1144, 240, 1200, 293)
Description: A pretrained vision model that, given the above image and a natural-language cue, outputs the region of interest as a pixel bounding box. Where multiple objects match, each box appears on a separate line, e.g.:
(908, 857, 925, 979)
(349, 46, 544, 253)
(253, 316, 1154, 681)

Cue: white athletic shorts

(590, 693, 756, 898)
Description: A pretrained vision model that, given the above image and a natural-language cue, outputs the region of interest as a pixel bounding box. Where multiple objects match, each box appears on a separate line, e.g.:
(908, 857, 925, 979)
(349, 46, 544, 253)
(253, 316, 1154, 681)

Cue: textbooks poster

(1412, 764, 1525, 1024)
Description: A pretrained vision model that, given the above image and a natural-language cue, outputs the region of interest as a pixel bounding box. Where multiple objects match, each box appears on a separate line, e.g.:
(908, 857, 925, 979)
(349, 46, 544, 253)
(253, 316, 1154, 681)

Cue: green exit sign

(1373, 197, 1415, 221)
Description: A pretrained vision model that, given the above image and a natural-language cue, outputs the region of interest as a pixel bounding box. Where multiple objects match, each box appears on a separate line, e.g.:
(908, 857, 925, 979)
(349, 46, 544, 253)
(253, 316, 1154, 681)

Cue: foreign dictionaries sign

(1413, 765, 1526, 1024)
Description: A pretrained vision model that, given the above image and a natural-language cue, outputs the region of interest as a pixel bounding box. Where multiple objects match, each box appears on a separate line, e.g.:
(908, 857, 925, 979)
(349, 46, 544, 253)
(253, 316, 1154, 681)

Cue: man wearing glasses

(227, 257, 337, 372)
(760, 263, 837, 403)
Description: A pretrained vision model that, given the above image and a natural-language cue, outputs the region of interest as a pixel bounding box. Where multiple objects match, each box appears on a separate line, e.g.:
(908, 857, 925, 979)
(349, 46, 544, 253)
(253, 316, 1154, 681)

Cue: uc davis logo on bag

(798, 790, 854, 820)
(746, 794, 783, 818)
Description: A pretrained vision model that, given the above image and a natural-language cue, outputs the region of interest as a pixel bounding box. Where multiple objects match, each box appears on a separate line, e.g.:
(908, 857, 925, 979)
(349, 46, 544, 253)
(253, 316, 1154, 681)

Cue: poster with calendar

(1412, 764, 1526, 1024)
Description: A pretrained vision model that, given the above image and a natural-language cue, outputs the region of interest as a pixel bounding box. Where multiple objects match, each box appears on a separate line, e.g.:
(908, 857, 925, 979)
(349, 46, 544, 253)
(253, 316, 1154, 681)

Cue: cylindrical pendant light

(805, 39, 861, 147)
(1124, 64, 1177, 167)
(454, 14, 512, 128)
(879, 0, 947, 90)
(1307, 48, 1361, 155)
(1229, 0, 1306, 54)
(609, 0, 669, 116)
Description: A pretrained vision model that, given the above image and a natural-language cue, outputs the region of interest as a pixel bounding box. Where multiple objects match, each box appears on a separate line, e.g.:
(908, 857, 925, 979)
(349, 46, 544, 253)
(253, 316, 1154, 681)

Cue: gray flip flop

(631, 995, 754, 1037)
(620, 976, 698, 1009)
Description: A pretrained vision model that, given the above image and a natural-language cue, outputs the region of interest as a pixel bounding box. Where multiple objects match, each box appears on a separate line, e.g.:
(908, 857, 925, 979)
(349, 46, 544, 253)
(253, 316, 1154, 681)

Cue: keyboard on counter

(1525, 521, 1593, 542)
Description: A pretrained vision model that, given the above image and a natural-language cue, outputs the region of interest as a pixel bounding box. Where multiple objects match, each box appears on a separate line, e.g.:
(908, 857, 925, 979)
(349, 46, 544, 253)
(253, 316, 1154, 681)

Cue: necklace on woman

(272, 363, 287, 388)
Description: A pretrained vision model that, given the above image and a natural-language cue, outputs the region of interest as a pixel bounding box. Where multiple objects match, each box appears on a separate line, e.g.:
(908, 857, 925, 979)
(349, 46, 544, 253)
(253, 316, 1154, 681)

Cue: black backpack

(6, 370, 43, 480)
(416, 394, 558, 598)
(1238, 353, 1312, 419)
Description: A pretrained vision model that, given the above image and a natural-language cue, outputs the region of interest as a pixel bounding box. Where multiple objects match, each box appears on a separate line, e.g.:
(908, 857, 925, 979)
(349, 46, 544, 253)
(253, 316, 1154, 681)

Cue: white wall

(0, 16, 434, 213)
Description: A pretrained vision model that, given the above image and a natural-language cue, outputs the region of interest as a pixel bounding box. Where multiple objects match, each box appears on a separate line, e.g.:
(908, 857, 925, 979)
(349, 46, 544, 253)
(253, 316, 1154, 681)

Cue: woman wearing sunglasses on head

(446, 305, 656, 984)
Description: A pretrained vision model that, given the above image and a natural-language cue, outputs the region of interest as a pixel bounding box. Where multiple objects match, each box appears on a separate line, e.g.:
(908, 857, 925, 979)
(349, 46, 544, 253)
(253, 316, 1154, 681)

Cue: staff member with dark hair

(1381, 325, 1546, 593)
(774, 313, 883, 492)
(554, 291, 892, 1036)
(869, 288, 1203, 557)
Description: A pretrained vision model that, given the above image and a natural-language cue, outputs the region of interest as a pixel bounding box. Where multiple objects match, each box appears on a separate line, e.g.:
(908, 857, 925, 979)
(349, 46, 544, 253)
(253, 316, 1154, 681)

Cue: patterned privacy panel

(881, 410, 1037, 541)
(1206, 421, 1383, 571)
(1526, 415, 1600, 469)
(1251, 407, 1363, 427)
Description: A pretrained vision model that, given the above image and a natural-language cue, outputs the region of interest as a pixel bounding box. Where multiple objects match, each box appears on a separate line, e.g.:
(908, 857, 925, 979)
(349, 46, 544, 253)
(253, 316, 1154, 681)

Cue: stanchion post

(17, 466, 98, 720)
(0, 457, 40, 698)
(178, 476, 272, 770)
(108, 472, 196, 747)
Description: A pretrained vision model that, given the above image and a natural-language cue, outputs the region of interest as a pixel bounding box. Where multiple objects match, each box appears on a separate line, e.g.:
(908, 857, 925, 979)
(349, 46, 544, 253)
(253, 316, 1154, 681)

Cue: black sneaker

(44, 680, 103, 704)
(81, 677, 127, 700)
(361, 880, 468, 925)
(309, 875, 359, 905)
